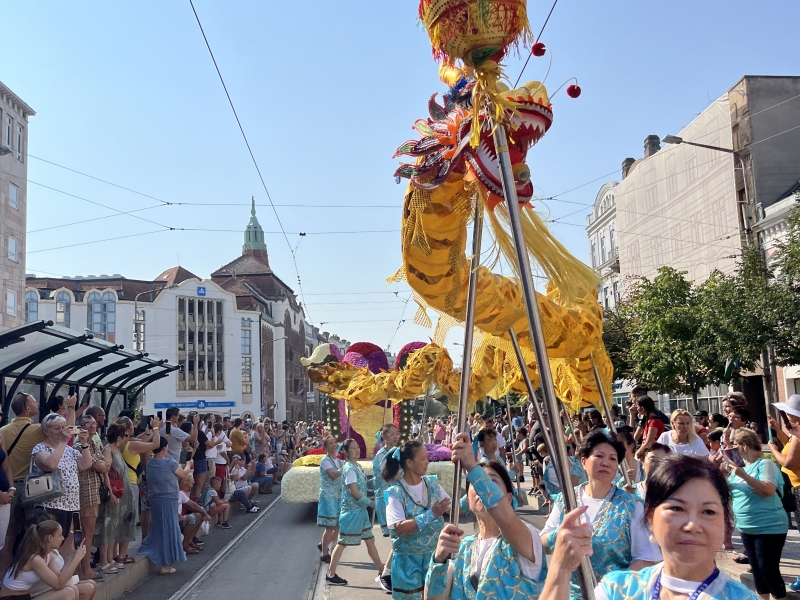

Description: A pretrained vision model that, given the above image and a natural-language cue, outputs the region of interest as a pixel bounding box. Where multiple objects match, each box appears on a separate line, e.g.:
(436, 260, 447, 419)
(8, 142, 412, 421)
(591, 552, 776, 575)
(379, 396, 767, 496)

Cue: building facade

(0, 81, 35, 330)
(586, 181, 621, 309)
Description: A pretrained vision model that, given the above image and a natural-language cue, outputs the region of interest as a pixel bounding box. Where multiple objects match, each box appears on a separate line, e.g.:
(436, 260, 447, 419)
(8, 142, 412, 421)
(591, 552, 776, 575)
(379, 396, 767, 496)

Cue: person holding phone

(160, 408, 197, 463)
(1, 520, 92, 600)
(0, 401, 15, 553)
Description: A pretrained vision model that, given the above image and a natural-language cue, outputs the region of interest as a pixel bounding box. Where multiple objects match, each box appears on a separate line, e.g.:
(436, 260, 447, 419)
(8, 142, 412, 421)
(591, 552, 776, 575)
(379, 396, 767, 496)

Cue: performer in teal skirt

(540, 454, 758, 600)
(373, 423, 401, 593)
(318, 436, 343, 563)
(384, 440, 450, 600)
(326, 438, 385, 587)
(426, 433, 547, 600)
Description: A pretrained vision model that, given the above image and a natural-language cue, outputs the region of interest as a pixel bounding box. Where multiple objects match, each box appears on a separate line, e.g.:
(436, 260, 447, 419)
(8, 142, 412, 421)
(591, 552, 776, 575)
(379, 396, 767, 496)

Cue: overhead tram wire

(187, 0, 313, 323)
(513, 0, 560, 88)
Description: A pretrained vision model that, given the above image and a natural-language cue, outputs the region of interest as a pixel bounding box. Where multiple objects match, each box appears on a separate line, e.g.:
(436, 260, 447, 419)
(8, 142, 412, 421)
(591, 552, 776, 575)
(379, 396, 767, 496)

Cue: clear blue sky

(3, 1, 798, 359)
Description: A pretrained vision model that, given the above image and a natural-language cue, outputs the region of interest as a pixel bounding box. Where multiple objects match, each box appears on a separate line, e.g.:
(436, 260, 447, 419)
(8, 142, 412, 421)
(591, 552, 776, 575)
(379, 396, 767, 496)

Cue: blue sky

(3, 0, 798, 359)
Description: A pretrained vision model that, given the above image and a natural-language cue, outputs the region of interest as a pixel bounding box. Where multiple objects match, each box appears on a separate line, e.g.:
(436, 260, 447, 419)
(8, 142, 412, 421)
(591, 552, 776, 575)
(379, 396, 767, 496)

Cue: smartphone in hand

(166, 422, 172, 435)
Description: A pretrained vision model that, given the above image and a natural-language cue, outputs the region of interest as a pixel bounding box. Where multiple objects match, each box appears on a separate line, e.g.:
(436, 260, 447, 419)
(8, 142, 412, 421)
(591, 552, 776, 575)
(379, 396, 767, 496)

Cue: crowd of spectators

(0, 391, 325, 591)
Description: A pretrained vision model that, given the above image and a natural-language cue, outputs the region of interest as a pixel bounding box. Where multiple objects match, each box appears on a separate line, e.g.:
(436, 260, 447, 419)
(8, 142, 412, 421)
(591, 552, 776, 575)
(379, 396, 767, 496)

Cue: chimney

(621, 158, 636, 179)
(644, 135, 661, 158)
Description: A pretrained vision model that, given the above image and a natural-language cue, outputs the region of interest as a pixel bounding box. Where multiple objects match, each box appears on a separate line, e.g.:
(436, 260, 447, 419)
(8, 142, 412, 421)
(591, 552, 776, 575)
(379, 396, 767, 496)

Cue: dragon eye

(515, 167, 531, 183)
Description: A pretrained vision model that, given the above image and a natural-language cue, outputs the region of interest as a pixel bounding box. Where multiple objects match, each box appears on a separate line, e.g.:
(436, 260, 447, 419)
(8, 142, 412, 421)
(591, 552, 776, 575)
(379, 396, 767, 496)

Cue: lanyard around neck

(652, 568, 719, 600)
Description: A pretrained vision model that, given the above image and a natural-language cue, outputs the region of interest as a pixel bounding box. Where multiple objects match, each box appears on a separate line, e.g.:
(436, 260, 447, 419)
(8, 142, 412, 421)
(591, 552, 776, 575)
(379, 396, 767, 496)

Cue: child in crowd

(202, 477, 232, 529)
(253, 453, 274, 494)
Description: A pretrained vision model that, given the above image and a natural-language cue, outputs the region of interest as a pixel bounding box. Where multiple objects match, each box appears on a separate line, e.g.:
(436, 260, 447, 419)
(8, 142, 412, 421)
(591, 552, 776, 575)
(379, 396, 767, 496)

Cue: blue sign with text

(197, 286, 207, 297)
(153, 400, 235, 409)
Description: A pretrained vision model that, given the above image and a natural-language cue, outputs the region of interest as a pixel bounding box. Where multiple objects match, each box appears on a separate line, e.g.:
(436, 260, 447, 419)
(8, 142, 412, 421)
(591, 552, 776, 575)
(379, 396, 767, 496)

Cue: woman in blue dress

(326, 438, 385, 587)
(541, 453, 759, 600)
(373, 423, 401, 592)
(539, 431, 661, 599)
(318, 436, 343, 563)
(383, 440, 450, 600)
(426, 433, 546, 600)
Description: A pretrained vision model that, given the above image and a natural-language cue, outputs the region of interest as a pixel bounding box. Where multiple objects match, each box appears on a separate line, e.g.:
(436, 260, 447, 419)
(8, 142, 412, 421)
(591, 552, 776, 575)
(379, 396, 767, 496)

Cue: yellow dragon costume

(308, 0, 613, 414)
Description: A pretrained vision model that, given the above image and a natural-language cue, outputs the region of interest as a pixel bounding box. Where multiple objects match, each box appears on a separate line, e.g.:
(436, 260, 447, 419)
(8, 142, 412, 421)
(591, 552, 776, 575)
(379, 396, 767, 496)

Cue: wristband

(426, 557, 450, 597)
(465, 465, 505, 509)
(414, 509, 435, 530)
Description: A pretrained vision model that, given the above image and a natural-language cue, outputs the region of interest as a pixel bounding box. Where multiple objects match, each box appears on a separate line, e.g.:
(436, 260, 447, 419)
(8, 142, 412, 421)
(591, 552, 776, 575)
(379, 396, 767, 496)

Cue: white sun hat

(773, 394, 800, 418)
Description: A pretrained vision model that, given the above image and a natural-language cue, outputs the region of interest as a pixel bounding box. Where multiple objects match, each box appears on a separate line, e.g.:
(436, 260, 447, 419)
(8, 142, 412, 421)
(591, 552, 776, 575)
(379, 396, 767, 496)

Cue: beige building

(0, 81, 35, 330)
(616, 97, 741, 283)
(586, 182, 621, 309)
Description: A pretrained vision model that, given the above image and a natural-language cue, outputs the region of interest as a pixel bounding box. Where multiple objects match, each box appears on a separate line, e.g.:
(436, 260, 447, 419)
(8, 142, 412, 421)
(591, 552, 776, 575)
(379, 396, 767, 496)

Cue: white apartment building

(25, 274, 272, 420)
(0, 81, 35, 330)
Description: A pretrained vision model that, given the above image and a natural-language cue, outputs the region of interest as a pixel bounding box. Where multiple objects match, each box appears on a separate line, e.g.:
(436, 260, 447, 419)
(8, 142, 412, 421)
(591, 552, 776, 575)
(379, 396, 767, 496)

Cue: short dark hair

(707, 429, 723, 443)
(85, 405, 104, 419)
(631, 386, 649, 398)
(106, 423, 128, 444)
(710, 413, 728, 428)
(478, 460, 514, 494)
(644, 442, 671, 456)
(166, 407, 180, 420)
(613, 429, 635, 448)
(382, 440, 424, 482)
(477, 429, 497, 443)
(588, 409, 603, 422)
(578, 430, 625, 463)
(234, 418, 243, 428)
(10, 393, 32, 416)
(645, 453, 733, 535)
(731, 407, 751, 422)
(516, 427, 528, 437)
(48, 395, 65, 414)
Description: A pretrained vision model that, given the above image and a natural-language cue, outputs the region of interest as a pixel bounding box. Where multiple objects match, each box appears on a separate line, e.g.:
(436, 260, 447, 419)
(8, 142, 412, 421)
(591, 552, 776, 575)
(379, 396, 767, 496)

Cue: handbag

(108, 467, 125, 499)
(21, 455, 65, 507)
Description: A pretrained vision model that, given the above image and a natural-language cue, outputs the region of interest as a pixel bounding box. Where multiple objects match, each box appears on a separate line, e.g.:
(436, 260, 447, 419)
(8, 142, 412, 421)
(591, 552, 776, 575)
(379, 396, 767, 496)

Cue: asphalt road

(124, 499, 321, 600)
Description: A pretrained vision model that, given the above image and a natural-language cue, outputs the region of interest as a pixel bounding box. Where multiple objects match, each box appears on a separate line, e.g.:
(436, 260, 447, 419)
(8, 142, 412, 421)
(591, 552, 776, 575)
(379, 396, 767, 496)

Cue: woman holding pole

(540, 431, 661, 599)
(317, 436, 343, 564)
(426, 433, 546, 599)
(383, 440, 449, 600)
(373, 423, 401, 593)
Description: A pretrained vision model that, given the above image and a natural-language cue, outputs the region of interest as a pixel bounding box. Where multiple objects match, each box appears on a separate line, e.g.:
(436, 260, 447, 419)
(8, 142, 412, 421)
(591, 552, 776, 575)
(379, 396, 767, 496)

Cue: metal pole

(451, 203, 484, 526)
(589, 354, 632, 487)
(508, 329, 555, 454)
(419, 393, 429, 444)
(346, 403, 351, 440)
(493, 124, 596, 597)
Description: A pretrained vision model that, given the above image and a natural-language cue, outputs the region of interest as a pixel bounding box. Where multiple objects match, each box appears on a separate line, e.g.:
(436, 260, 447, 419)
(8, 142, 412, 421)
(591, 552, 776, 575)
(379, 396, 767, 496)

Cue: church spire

(243, 197, 269, 264)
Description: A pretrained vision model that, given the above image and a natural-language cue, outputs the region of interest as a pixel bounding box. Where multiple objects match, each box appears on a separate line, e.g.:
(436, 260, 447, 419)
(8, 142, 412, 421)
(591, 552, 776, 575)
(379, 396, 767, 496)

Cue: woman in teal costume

(374, 423, 401, 537)
(326, 438, 385, 587)
(426, 433, 546, 600)
(540, 431, 661, 599)
(384, 440, 450, 600)
(541, 453, 759, 600)
(318, 436, 343, 563)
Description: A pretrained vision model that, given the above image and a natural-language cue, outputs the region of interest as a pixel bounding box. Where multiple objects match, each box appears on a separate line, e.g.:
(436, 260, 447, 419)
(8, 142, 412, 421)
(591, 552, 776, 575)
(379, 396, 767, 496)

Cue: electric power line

(513, 0, 560, 88)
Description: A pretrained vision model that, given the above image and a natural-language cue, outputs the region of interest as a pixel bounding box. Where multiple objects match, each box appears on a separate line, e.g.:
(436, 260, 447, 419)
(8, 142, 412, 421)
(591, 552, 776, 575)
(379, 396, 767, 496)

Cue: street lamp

(662, 134, 752, 242)
(0, 145, 12, 156)
(133, 284, 179, 351)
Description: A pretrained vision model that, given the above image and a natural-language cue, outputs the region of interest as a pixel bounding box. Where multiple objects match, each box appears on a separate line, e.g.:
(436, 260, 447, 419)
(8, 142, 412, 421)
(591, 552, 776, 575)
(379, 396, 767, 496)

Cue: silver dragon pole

(493, 123, 596, 598)
(451, 203, 484, 527)
(590, 353, 632, 488)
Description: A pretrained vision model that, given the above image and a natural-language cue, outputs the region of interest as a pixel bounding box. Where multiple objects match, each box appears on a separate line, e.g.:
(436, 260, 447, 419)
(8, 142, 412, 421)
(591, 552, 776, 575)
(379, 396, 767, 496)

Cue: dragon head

(394, 79, 552, 208)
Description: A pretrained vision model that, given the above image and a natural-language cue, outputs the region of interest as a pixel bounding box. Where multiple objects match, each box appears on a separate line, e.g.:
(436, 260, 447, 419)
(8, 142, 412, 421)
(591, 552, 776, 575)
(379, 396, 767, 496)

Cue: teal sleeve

(414, 509, 435, 530)
(465, 465, 505, 509)
(426, 557, 450, 598)
(459, 494, 472, 518)
(356, 495, 371, 508)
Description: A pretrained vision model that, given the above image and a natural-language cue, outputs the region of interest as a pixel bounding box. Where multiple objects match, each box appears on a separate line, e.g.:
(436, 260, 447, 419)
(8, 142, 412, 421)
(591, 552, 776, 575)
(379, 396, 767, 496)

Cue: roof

(0, 80, 36, 119)
(211, 253, 273, 278)
(155, 266, 199, 286)
(777, 179, 800, 203)
(25, 275, 168, 303)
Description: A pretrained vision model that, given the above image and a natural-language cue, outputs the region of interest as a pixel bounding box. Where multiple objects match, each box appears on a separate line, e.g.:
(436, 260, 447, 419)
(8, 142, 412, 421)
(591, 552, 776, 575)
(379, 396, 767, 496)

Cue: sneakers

(788, 578, 800, 592)
(248, 506, 259, 513)
(320, 555, 331, 564)
(219, 522, 232, 529)
(377, 575, 392, 593)
(326, 574, 348, 586)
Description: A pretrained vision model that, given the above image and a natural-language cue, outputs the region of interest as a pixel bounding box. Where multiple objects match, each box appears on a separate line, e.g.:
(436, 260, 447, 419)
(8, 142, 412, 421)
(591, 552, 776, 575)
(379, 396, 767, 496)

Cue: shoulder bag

(21, 453, 65, 507)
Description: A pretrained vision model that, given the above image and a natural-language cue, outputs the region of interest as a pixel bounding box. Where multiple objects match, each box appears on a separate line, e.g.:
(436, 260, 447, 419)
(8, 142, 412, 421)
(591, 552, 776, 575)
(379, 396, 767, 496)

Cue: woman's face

(181, 477, 193, 491)
(649, 478, 726, 568)
(383, 426, 400, 448)
(722, 399, 732, 415)
(47, 526, 65, 550)
(643, 449, 667, 475)
(44, 417, 68, 442)
(405, 445, 429, 477)
(728, 412, 745, 429)
(345, 442, 360, 461)
(673, 415, 693, 437)
(324, 438, 337, 454)
(467, 467, 511, 514)
(636, 402, 646, 416)
(709, 417, 720, 429)
(582, 443, 619, 484)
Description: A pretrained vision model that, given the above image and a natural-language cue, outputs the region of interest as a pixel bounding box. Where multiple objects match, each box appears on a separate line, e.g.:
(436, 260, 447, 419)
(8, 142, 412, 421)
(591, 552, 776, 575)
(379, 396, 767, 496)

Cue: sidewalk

(322, 525, 393, 600)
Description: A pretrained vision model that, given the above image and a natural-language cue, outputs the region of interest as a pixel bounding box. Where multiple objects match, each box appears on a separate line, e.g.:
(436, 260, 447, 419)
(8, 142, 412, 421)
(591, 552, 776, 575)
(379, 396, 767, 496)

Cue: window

(87, 291, 116, 341)
(4, 115, 11, 148)
(7, 238, 18, 262)
(603, 287, 609, 309)
(612, 282, 620, 302)
(644, 185, 658, 210)
(6, 290, 17, 317)
(8, 183, 19, 210)
(56, 291, 71, 328)
(15, 124, 23, 161)
(600, 236, 606, 263)
(242, 358, 252, 394)
(241, 329, 251, 355)
(24, 291, 38, 323)
(591, 242, 597, 268)
(609, 225, 616, 253)
(685, 157, 697, 183)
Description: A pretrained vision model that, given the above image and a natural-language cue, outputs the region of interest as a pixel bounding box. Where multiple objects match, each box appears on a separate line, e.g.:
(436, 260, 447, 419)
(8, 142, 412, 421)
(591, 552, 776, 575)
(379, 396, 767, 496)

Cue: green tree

(602, 300, 637, 382)
(628, 267, 725, 411)
(773, 202, 800, 287)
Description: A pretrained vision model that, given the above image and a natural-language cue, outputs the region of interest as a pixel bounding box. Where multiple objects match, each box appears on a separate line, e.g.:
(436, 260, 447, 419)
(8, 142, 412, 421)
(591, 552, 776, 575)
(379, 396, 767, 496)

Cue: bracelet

(80, 445, 89, 450)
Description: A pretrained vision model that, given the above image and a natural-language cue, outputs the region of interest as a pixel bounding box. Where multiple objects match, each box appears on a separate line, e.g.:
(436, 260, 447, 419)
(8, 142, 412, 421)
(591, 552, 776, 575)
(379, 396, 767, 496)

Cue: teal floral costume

(373, 447, 391, 537)
(317, 456, 343, 528)
(543, 457, 587, 500)
(387, 476, 446, 600)
(426, 466, 546, 600)
(338, 461, 373, 545)
(598, 563, 759, 600)
(546, 485, 640, 599)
